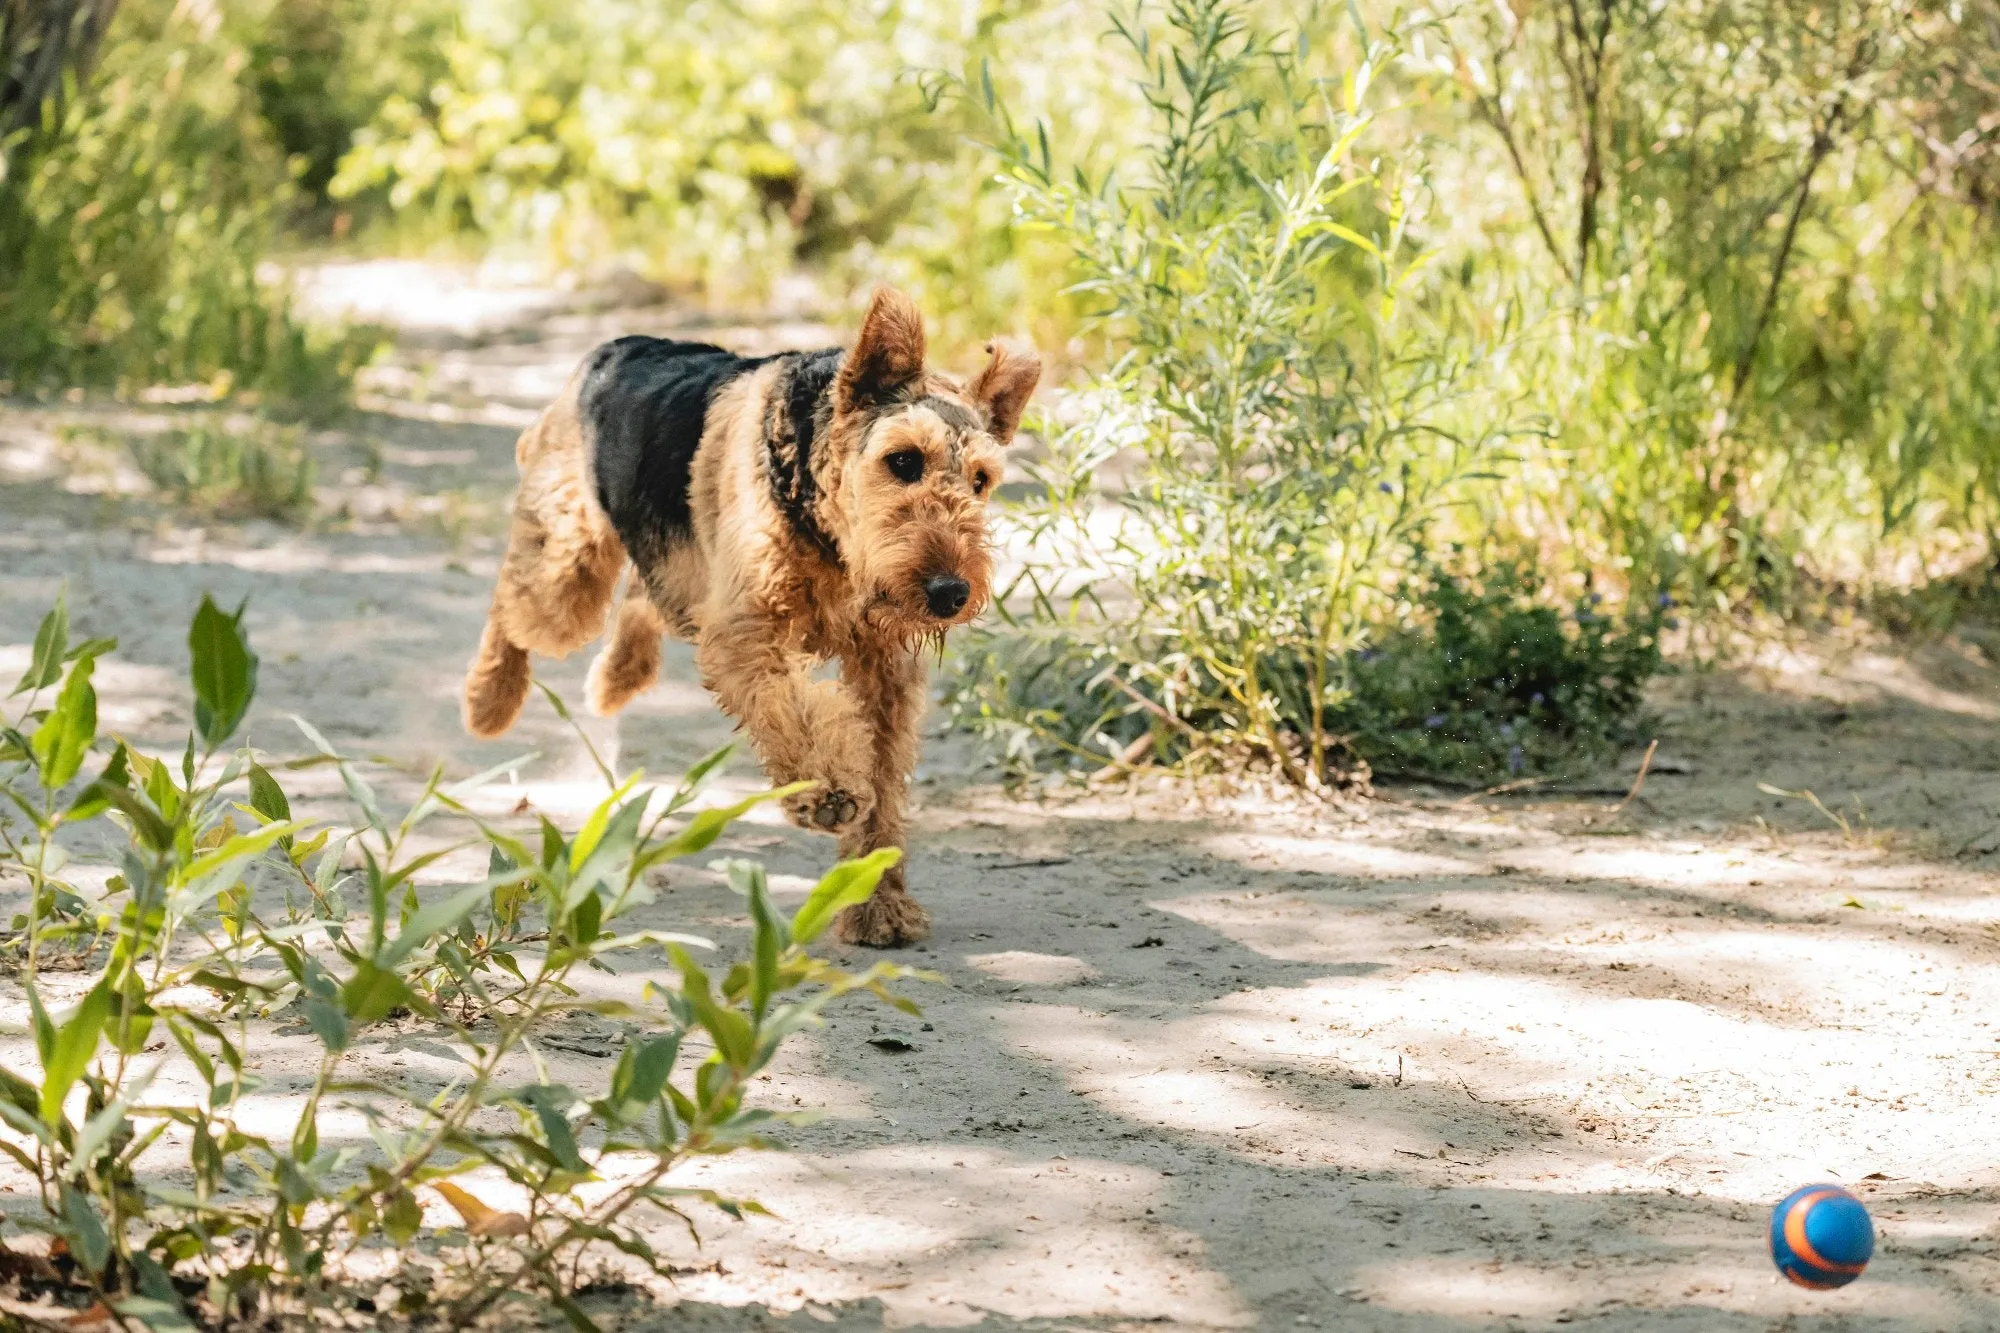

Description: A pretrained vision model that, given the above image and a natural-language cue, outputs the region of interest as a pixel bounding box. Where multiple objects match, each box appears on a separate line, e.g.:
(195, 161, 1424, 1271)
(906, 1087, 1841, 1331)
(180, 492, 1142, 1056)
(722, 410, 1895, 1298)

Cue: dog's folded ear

(968, 336, 1041, 444)
(836, 286, 927, 413)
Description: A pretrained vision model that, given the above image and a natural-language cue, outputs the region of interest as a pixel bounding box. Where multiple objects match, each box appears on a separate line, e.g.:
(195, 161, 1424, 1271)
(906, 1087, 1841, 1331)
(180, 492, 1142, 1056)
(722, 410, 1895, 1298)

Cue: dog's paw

(834, 888, 930, 948)
(781, 780, 874, 835)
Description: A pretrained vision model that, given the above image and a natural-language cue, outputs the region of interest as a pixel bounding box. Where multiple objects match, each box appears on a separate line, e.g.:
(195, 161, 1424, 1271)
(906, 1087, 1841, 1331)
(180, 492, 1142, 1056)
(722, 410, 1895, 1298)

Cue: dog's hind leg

(462, 402, 624, 737)
(587, 576, 666, 717)
(463, 615, 533, 738)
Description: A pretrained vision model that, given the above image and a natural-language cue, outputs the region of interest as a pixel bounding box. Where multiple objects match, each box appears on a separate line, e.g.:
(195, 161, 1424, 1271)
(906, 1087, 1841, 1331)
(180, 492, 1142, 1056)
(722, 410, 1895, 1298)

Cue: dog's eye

(972, 471, 991, 495)
(885, 449, 925, 484)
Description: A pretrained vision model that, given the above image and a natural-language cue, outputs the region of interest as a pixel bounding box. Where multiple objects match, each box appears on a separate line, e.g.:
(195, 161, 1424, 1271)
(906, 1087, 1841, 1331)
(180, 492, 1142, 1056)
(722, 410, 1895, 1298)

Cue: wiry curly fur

(463, 287, 1040, 946)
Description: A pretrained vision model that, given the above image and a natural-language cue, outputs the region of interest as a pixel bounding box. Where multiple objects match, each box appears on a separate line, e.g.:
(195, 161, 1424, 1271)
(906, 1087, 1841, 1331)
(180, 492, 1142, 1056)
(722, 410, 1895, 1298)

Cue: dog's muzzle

(923, 573, 971, 619)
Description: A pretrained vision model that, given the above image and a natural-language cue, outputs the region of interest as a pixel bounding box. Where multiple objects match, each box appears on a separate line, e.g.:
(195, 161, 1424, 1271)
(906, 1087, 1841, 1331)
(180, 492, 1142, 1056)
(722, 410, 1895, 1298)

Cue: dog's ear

(835, 286, 927, 413)
(967, 336, 1041, 444)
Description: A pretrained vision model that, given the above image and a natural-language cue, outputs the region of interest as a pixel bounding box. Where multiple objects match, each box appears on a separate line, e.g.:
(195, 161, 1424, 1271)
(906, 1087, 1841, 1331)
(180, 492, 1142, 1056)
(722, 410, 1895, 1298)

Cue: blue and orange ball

(1769, 1184, 1874, 1289)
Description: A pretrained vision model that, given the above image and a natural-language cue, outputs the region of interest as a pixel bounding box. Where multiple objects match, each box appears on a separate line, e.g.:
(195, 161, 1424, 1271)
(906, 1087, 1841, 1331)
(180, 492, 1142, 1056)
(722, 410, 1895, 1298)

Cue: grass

(126, 420, 319, 521)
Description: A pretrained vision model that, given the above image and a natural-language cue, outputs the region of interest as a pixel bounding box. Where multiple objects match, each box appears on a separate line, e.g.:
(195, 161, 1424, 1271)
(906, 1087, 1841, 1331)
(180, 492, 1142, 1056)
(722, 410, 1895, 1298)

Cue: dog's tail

(463, 612, 533, 739)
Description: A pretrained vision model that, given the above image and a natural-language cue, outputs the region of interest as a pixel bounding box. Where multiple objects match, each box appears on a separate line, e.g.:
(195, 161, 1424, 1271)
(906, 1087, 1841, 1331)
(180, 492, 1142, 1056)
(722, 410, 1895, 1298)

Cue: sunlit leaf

(188, 594, 259, 748)
(790, 848, 902, 945)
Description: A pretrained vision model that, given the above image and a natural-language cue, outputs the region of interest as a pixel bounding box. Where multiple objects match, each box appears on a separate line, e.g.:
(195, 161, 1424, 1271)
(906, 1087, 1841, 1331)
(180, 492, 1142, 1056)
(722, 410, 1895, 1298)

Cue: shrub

(940, 0, 1524, 792)
(125, 419, 318, 521)
(1329, 562, 1664, 783)
(0, 0, 370, 407)
(949, 561, 1664, 788)
(1430, 0, 2000, 612)
(328, 0, 939, 297)
(0, 589, 919, 1327)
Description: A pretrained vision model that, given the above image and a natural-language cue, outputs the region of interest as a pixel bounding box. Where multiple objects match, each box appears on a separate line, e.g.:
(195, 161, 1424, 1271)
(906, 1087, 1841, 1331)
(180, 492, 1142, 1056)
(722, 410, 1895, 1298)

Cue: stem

(1728, 109, 1842, 408)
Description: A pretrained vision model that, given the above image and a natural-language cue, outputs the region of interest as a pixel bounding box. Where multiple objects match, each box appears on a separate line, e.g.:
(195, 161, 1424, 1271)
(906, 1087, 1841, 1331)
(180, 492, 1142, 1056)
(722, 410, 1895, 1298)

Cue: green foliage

(948, 561, 1664, 787)
(942, 0, 1524, 791)
(125, 419, 319, 522)
(328, 0, 950, 297)
(0, 591, 920, 1326)
(1431, 0, 2000, 610)
(1330, 562, 1663, 782)
(0, 0, 371, 405)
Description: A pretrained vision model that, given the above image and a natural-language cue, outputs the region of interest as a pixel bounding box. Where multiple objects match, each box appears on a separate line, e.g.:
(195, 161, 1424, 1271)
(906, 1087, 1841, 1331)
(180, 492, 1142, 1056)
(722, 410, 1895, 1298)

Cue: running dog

(461, 287, 1039, 946)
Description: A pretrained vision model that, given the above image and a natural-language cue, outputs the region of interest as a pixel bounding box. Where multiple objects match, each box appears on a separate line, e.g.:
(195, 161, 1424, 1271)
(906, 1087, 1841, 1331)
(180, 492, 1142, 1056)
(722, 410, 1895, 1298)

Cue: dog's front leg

(695, 616, 876, 835)
(829, 641, 931, 948)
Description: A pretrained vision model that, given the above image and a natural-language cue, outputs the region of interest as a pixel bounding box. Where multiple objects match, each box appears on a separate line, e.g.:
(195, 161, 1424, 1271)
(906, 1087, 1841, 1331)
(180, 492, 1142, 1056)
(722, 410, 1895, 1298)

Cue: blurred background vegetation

(3, 0, 1998, 788)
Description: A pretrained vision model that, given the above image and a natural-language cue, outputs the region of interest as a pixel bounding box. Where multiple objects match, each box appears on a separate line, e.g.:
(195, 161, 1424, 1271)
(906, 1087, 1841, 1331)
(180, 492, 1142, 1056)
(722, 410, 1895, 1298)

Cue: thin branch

(1470, 56, 1571, 277)
(1729, 99, 1846, 406)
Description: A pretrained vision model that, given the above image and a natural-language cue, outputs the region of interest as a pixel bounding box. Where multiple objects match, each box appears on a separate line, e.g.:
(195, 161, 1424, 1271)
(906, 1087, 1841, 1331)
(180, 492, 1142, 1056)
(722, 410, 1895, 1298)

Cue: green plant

(1329, 561, 1663, 782)
(0, 587, 919, 1329)
(949, 559, 1663, 788)
(126, 420, 318, 522)
(0, 0, 370, 407)
(1431, 0, 2000, 616)
(940, 0, 1520, 792)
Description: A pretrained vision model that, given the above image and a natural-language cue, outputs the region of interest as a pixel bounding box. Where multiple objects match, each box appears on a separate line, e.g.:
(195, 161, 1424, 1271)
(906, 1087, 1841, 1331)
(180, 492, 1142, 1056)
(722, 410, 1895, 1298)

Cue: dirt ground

(3, 263, 2000, 1331)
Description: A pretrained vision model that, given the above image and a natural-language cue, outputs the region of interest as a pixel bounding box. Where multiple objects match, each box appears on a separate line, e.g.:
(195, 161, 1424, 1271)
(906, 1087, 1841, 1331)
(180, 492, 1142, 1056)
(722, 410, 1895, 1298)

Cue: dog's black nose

(923, 573, 971, 618)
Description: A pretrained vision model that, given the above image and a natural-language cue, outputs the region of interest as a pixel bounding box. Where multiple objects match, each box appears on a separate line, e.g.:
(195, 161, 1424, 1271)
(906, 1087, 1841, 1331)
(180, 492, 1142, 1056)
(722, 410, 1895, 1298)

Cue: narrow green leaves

(12, 587, 68, 696)
(376, 882, 492, 970)
(39, 978, 113, 1125)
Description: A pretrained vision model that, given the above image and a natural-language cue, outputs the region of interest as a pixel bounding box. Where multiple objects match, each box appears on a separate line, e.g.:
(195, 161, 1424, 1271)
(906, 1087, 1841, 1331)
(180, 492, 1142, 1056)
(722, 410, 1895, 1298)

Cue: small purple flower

(1378, 482, 1395, 494)
(1657, 592, 1674, 608)
(1506, 744, 1525, 774)
(1529, 692, 1544, 705)
(1425, 713, 1447, 729)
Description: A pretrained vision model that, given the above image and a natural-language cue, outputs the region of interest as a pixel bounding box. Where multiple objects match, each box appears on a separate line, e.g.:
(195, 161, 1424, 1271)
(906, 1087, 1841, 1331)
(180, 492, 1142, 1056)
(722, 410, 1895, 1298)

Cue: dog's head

(823, 286, 1040, 640)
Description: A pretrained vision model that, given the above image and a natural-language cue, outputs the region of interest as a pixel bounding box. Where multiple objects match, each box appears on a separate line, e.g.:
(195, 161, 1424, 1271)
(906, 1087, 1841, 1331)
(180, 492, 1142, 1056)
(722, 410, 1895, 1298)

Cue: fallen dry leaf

(431, 1180, 531, 1238)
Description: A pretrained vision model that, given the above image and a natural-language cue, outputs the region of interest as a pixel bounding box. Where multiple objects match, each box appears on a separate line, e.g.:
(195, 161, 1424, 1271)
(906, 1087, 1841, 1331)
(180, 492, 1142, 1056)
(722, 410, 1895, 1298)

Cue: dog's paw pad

(812, 791, 859, 829)
(783, 783, 870, 835)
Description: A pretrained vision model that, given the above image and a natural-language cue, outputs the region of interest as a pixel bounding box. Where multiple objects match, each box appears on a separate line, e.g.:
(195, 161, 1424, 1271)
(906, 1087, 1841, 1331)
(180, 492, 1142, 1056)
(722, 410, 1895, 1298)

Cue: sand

(1, 262, 1998, 1330)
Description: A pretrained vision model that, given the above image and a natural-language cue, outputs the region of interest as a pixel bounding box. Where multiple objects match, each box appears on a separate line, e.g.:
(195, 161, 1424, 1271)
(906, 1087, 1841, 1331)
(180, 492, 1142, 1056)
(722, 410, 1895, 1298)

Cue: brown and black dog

(461, 287, 1039, 946)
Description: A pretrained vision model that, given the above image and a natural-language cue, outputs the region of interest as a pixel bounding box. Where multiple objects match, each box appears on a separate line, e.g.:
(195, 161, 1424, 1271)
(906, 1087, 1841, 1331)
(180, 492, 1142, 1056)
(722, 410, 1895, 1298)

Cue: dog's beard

(859, 586, 978, 655)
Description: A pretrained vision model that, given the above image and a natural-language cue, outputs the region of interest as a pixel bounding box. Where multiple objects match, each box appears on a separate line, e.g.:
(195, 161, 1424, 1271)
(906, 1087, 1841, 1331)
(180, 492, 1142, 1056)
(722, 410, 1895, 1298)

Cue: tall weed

(943, 0, 1526, 791)
(1430, 0, 2000, 613)
(0, 0, 369, 407)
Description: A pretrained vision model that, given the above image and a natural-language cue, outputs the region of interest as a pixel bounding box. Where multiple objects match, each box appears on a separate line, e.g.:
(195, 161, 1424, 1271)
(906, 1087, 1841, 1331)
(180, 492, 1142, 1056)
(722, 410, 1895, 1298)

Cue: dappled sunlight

(143, 543, 455, 578)
(1350, 1256, 1602, 1323)
(1202, 830, 1487, 879)
(984, 997, 1573, 1177)
(967, 951, 1098, 986)
(666, 1144, 1254, 1326)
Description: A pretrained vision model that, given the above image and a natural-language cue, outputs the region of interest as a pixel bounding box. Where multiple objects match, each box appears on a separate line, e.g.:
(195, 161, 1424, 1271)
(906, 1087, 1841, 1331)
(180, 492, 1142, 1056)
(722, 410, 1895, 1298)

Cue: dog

(461, 287, 1040, 946)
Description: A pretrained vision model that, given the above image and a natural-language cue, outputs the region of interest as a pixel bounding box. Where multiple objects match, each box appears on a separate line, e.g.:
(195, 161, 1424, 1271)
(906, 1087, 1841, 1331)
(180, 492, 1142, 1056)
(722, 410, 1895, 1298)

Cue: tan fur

(463, 287, 1040, 946)
(586, 576, 667, 718)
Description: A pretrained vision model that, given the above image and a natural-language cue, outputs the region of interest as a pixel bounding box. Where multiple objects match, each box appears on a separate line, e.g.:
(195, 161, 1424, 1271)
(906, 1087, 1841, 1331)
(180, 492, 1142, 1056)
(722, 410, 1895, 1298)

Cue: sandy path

(3, 265, 2000, 1330)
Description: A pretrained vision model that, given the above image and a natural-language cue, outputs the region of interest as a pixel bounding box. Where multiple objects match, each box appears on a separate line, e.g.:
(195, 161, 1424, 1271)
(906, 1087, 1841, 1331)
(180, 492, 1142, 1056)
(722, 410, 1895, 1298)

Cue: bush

(0, 589, 919, 1327)
(0, 0, 370, 407)
(940, 0, 1524, 793)
(328, 0, 942, 297)
(1330, 562, 1664, 783)
(949, 561, 1664, 788)
(1431, 0, 2000, 612)
(124, 419, 318, 521)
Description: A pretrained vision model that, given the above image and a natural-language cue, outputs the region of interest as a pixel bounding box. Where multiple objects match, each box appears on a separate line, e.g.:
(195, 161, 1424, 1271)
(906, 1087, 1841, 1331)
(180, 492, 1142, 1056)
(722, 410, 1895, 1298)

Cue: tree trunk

(1, 0, 121, 141)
